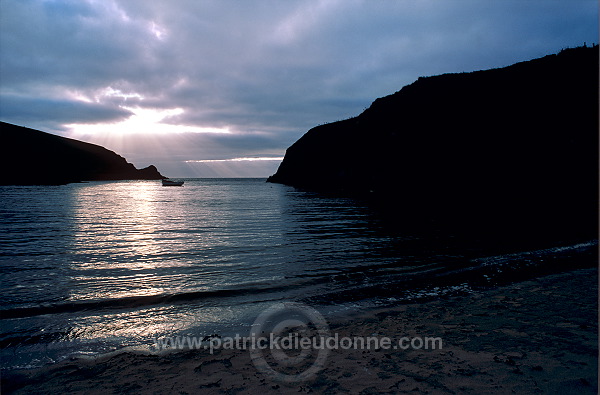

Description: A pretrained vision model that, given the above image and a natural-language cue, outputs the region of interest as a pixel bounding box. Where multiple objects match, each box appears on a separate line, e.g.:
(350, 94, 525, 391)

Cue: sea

(0, 178, 596, 370)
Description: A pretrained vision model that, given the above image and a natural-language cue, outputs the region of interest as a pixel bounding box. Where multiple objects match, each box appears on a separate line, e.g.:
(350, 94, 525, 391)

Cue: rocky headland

(268, 46, 599, 242)
(1, 122, 166, 185)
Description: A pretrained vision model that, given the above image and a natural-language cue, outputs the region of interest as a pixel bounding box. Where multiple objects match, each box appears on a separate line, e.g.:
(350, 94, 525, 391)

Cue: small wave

(302, 240, 598, 306)
(0, 283, 293, 319)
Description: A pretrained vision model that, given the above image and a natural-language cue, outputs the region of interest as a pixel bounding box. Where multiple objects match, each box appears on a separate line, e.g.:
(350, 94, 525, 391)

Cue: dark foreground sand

(3, 267, 598, 394)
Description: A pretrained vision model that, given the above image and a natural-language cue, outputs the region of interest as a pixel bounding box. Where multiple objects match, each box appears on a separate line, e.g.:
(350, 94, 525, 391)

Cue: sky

(1, 0, 597, 177)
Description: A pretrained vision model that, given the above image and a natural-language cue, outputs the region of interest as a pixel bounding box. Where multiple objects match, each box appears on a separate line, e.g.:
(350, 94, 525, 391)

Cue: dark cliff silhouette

(269, 46, 599, 241)
(1, 122, 166, 185)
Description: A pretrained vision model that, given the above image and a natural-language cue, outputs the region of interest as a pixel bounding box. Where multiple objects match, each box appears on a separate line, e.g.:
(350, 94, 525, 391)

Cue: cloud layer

(1, 0, 597, 176)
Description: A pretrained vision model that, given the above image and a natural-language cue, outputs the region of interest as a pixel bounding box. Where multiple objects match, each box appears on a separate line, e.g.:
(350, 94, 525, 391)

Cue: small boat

(162, 179, 184, 186)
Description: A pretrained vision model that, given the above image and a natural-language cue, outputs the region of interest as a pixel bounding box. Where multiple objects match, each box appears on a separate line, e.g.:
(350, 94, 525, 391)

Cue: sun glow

(66, 106, 230, 135)
(186, 157, 285, 163)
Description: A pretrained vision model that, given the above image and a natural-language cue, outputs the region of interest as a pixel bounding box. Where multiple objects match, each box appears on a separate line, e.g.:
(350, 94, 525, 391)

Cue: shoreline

(3, 267, 598, 394)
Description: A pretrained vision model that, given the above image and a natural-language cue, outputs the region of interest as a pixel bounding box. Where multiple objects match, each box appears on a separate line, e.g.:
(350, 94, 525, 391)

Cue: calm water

(0, 179, 595, 370)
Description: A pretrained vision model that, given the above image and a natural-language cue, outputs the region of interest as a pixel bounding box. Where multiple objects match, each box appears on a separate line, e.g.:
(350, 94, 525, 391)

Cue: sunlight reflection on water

(3, 178, 590, 369)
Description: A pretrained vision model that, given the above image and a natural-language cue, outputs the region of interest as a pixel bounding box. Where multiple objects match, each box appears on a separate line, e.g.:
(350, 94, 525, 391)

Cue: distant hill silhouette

(269, 46, 599, 241)
(0, 122, 166, 185)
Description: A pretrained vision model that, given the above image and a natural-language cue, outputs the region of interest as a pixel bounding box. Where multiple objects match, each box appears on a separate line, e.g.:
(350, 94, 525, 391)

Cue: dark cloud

(1, 0, 597, 176)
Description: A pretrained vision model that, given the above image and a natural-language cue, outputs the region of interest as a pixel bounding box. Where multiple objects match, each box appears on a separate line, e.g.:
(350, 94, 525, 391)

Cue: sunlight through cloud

(98, 87, 145, 102)
(186, 157, 284, 163)
(150, 21, 168, 40)
(66, 106, 230, 135)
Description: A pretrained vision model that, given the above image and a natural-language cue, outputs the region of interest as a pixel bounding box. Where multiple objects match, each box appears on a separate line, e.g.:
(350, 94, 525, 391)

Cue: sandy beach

(3, 267, 598, 394)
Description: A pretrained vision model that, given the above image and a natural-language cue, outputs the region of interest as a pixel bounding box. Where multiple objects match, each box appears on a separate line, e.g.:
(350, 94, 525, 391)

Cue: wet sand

(3, 267, 598, 394)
